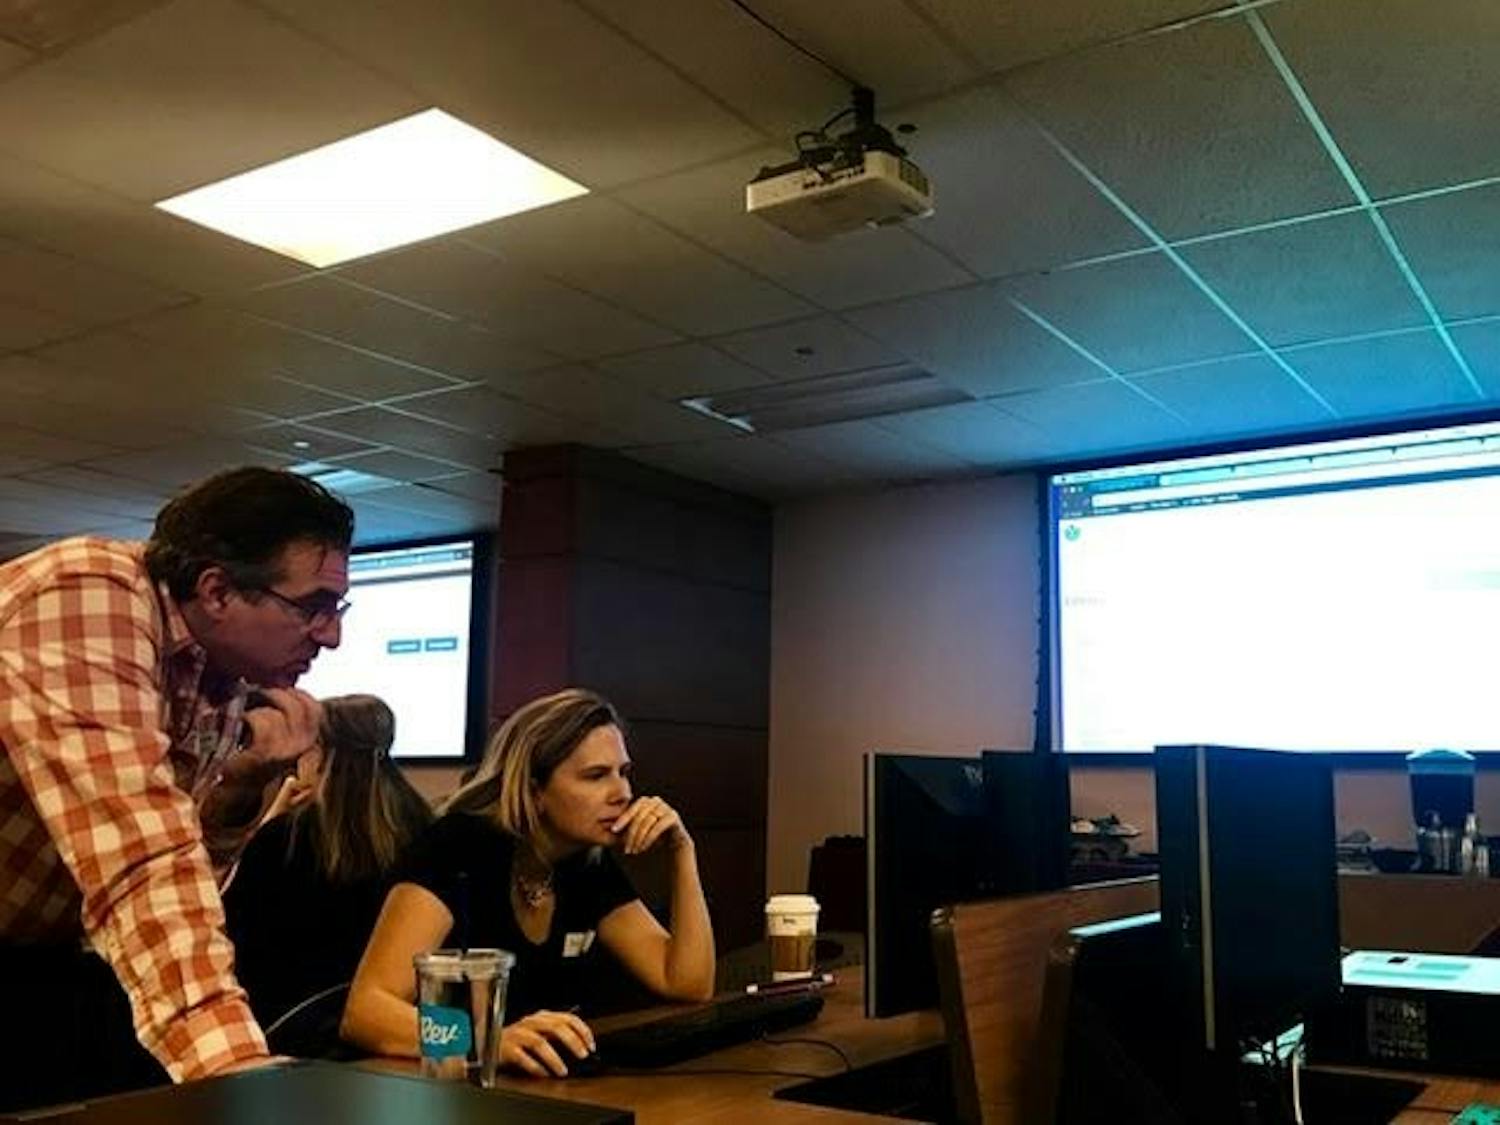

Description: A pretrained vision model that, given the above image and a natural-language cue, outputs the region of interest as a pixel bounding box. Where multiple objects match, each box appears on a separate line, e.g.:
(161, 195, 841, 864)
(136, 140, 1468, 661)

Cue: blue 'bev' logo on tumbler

(418, 1003, 473, 1059)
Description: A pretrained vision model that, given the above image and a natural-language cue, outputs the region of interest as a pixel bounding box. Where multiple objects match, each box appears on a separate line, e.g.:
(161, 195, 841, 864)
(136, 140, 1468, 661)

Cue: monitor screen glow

(1048, 418, 1500, 753)
(299, 538, 479, 761)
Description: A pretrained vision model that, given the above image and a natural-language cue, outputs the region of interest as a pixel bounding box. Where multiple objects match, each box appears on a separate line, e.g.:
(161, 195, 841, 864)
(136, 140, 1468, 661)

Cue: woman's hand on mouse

(499, 1010, 596, 1077)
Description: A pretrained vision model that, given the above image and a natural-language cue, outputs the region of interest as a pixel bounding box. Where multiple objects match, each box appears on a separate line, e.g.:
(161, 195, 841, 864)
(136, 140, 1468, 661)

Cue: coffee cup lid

(765, 894, 819, 913)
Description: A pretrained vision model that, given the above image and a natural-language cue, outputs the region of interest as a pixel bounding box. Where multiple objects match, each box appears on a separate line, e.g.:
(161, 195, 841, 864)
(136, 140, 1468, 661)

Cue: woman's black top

(396, 813, 638, 1021)
(222, 816, 393, 1029)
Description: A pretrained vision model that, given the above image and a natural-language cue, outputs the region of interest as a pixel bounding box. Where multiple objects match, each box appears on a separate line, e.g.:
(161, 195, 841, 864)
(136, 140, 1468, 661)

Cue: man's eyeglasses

(255, 586, 352, 629)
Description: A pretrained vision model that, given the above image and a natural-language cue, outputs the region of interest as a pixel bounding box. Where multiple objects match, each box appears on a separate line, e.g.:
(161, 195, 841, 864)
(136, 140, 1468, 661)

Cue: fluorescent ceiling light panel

(156, 109, 587, 268)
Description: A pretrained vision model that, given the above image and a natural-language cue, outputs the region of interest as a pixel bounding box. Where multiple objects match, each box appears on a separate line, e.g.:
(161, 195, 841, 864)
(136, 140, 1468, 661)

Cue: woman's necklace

(514, 863, 554, 909)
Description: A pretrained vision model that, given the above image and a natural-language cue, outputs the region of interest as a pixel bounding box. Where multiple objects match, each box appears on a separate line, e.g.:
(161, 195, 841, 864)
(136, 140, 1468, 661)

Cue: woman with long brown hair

(223, 694, 433, 1037)
(341, 688, 714, 1077)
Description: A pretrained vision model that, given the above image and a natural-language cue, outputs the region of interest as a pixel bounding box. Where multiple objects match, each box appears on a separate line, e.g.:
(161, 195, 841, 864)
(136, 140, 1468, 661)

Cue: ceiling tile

(354, 482, 494, 524)
(620, 146, 975, 310)
(1443, 321, 1500, 398)
(1004, 251, 1251, 372)
(421, 471, 502, 507)
(0, 453, 49, 476)
(573, 0, 840, 138)
(130, 304, 459, 402)
(845, 281, 1106, 397)
(904, 85, 1147, 279)
(1128, 353, 1333, 435)
(771, 420, 971, 478)
(593, 342, 773, 400)
(0, 475, 155, 522)
(1179, 211, 1428, 346)
(464, 195, 813, 336)
(873, 400, 1056, 465)
(1004, 15, 1352, 239)
(584, 0, 978, 122)
(626, 435, 859, 500)
(0, 38, 32, 74)
(35, 327, 232, 407)
(318, 449, 460, 484)
(245, 422, 377, 462)
(0, 236, 183, 323)
(0, 0, 422, 201)
(345, 500, 454, 546)
(1265, 0, 1500, 198)
(0, 299, 78, 349)
(502, 366, 733, 446)
(390, 385, 602, 448)
(301, 406, 504, 470)
(1280, 330, 1480, 417)
(78, 441, 291, 489)
(0, 388, 194, 451)
(0, 0, 172, 51)
(712, 314, 902, 380)
(17, 465, 169, 510)
(234, 275, 561, 383)
(0, 152, 306, 295)
(257, 0, 762, 190)
(0, 423, 124, 465)
(994, 380, 1190, 456)
(1382, 184, 1500, 322)
(341, 239, 679, 360)
(911, 0, 1221, 71)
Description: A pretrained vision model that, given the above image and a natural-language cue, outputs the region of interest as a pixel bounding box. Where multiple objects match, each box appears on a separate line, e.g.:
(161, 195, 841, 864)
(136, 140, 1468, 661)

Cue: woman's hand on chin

(500, 1010, 596, 1077)
(609, 796, 690, 855)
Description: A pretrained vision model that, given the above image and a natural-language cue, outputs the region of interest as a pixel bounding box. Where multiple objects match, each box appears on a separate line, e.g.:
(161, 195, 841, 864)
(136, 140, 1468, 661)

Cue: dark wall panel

(571, 558, 770, 729)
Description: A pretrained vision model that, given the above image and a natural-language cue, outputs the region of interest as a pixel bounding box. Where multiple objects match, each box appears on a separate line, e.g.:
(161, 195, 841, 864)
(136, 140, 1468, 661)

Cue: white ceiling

(1, 0, 1498, 552)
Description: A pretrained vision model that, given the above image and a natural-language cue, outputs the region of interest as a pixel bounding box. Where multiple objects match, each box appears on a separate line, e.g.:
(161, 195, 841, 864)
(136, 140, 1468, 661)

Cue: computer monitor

(1042, 913, 1424, 1125)
(863, 751, 1071, 1018)
(1155, 745, 1342, 1057)
(297, 535, 491, 762)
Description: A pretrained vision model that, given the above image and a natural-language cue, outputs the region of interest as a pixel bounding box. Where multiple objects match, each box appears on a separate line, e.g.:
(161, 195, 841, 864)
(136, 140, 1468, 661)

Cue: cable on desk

(759, 1035, 853, 1071)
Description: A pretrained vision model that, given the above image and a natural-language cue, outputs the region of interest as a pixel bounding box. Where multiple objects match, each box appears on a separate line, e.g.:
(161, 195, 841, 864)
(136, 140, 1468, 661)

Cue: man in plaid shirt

(0, 467, 354, 1110)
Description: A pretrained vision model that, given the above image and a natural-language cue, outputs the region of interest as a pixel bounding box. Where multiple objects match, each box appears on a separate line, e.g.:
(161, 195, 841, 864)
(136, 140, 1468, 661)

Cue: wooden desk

(367, 967, 944, 1124)
(1394, 1075, 1500, 1122)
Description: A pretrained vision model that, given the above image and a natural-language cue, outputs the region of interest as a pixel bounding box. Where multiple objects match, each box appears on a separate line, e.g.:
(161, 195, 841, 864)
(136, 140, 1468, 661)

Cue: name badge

(562, 930, 596, 958)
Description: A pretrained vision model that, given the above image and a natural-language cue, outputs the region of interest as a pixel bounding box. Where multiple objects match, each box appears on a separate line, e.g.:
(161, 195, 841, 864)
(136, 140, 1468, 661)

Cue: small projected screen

(1049, 419, 1500, 753)
(299, 539, 476, 760)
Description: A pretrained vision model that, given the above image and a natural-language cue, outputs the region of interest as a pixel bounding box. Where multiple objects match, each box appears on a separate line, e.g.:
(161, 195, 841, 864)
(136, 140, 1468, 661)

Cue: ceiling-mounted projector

(747, 87, 933, 241)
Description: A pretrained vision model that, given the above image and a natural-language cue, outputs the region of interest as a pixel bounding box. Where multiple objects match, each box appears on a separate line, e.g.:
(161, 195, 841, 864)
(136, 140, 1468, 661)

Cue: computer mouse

(565, 1051, 605, 1079)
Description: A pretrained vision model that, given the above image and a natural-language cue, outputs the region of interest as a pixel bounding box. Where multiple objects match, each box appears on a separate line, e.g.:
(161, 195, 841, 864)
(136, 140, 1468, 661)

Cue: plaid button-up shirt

(0, 537, 267, 1080)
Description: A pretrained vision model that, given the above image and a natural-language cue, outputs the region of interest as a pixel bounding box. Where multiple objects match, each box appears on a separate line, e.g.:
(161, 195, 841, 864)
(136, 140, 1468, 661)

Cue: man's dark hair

(145, 467, 355, 600)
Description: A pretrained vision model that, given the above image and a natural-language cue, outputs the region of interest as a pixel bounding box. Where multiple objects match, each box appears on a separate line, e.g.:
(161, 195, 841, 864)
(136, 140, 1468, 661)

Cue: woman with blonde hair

(342, 688, 714, 1077)
(223, 695, 433, 1039)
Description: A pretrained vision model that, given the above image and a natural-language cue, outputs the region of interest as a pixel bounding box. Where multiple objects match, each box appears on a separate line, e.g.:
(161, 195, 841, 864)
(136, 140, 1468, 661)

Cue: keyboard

(594, 990, 826, 1069)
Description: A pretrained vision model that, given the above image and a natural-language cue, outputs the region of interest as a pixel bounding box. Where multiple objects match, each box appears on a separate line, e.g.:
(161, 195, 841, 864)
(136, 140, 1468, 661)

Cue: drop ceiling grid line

(893, 0, 989, 77)
(1004, 296, 1189, 423)
(450, 235, 693, 345)
(1243, 8, 1485, 400)
(865, 407, 1017, 468)
(568, 0, 793, 148)
(379, 377, 638, 451)
(235, 310, 493, 388)
(1001, 90, 1339, 419)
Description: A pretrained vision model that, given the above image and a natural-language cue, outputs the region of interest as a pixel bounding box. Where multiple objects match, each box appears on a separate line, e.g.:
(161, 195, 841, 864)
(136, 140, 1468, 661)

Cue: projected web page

(1050, 421, 1500, 752)
(300, 541, 474, 760)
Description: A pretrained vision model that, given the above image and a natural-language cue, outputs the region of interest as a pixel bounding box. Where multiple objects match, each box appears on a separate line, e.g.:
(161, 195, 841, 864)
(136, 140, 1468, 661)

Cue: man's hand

(240, 689, 322, 767)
